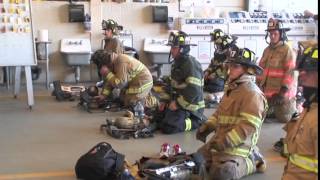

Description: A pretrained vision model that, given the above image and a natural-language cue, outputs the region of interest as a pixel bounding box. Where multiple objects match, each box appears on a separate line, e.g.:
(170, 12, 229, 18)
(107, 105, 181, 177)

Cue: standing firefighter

(257, 18, 297, 123)
(91, 19, 123, 81)
(204, 29, 238, 104)
(102, 19, 123, 54)
(197, 48, 268, 179)
(102, 19, 139, 59)
(282, 45, 318, 180)
(94, 51, 156, 109)
(153, 31, 205, 134)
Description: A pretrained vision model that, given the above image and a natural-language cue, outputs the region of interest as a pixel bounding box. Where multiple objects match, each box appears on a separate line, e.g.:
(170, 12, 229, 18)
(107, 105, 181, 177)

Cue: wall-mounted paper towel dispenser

(68, 4, 84, 22)
(152, 6, 168, 23)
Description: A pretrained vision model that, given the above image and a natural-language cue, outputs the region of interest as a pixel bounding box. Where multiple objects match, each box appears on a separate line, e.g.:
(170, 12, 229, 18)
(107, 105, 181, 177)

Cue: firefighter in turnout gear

(197, 48, 268, 179)
(204, 29, 238, 105)
(282, 45, 318, 180)
(153, 31, 205, 134)
(257, 18, 297, 123)
(93, 19, 139, 88)
(91, 19, 123, 82)
(94, 51, 156, 109)
(102, 19, 123, 54)
(273, 40, 318, 155)
(101, 19, 139, 59)
(204, 29, 237, 92)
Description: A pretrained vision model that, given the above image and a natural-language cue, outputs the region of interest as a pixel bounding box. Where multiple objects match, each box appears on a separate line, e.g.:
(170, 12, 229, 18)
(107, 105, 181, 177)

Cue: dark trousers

(204, 78, 225, 93)
(158, 109, 201, 134)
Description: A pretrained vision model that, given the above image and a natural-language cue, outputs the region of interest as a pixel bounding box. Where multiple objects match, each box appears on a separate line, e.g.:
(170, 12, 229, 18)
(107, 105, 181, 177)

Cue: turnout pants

(282, 161, 318, 180)
(204, 78, 225, 93)
(267, 97, 296, 123)
(159, 109, 202, 134)
(197, 144, 256, 180)
(121, 88, 157, 109)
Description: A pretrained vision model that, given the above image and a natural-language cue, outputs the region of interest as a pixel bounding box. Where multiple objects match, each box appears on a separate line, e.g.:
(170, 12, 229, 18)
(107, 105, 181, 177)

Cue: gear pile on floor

(100, 110, 154, 139)
(75, 142, 204, 180)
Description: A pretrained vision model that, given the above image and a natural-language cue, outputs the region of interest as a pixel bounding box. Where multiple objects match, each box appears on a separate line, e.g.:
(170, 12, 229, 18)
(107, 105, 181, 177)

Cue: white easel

(0, 0, 36, 109)
(14, 66, 34, 109)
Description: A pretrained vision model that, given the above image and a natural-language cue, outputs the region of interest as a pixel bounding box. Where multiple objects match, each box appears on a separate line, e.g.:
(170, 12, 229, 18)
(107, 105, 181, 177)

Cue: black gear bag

(75, 142, 126, 180)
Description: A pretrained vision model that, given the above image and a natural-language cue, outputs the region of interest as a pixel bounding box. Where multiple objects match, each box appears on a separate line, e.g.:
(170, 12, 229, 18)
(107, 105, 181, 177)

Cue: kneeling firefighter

(257, 18, 297, 123)
(204, 29, 238, 100)
(152, 31, 205, 134)
(197, 48, 268, 179)
(281, 45, 318, 180)
(94, 51, 157, 109)
(204, 29, 239, 107)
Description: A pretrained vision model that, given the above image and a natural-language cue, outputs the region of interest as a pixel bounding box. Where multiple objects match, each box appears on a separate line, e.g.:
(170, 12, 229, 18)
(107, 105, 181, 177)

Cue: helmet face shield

(102, 20, 107, 30)
(210, 29, 224, 44)
(167, 31, 195, 47)
(166, 31, 196, 57)
(168, 32, 176, 46)
(221, 35, 237, 50)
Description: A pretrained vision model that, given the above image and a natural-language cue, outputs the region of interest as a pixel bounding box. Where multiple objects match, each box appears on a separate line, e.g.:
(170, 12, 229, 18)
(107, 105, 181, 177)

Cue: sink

(144, 38, 171, 78)
(60, 38, 91, 65)
(144, 38, 170, 64)
(60, 38, 92, 82)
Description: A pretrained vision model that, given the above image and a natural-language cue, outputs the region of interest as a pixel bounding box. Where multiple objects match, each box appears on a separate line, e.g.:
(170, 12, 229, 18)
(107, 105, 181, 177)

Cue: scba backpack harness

(75, 142, 128, 180)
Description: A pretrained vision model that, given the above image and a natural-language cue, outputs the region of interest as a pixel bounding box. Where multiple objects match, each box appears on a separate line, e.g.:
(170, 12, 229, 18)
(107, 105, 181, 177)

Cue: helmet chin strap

(265, 31, 287, 45)
(265, 32, 270, 45)
(168, 50, 173, 64)
(226, 72, 245, 96)
(227, 69, 245, 84)
(234, 73, 245, 82)
(280, 30, 288, 42)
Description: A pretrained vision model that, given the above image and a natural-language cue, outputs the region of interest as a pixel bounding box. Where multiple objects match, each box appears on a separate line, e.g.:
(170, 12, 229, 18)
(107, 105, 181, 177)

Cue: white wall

(262, 0, 318, 13)
(32, 1, 91, 83)
(30, 0, 244, 84)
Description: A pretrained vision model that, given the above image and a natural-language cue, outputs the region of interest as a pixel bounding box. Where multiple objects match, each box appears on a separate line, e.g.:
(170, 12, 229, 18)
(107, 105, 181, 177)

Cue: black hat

(297, 46, 318, 71)
(166, 31, 196, 47)
(226, 48, 263, 75)
(210, 29, 225, 43)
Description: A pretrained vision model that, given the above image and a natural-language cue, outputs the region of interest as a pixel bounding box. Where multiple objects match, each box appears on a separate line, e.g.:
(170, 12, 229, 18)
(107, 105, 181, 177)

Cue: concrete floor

(0, 85, 287, 180)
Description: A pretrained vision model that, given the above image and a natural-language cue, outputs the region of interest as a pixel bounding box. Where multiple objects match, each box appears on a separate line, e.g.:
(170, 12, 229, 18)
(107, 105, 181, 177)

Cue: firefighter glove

(196, 123, 212, 143)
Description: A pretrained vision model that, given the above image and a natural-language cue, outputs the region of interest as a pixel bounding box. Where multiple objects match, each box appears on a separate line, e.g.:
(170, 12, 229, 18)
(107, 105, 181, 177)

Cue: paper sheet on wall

(0, 0, 36, 66)
(197, 41, 211, 63)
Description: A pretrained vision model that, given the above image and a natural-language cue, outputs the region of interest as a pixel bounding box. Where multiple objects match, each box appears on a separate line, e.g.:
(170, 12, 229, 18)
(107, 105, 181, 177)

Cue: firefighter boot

(52, 80, 71, 101)
(273, 138, 284, 153)
(252, 150, 267, 173)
